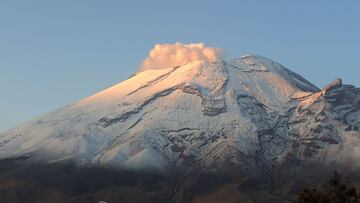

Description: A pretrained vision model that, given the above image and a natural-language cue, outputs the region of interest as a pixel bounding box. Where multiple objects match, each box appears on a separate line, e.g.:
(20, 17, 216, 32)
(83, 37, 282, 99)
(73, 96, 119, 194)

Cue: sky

(0, 0, 359, 132)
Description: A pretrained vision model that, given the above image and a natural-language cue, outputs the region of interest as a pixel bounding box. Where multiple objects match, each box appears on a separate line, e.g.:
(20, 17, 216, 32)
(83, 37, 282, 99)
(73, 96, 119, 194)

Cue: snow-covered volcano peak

(0, 54, 332, 173)
(2, 53, 360, 203)
(80, 55, 318, 109)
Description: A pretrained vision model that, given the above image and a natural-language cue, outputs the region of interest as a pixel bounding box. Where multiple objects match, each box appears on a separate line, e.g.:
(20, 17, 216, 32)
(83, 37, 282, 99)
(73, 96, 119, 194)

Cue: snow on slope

(1, 55, 359, 175)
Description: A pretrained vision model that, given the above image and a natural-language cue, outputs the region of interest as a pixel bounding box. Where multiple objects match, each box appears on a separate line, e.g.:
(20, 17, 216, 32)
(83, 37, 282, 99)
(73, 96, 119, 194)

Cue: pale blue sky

(1, 0, 359, 132)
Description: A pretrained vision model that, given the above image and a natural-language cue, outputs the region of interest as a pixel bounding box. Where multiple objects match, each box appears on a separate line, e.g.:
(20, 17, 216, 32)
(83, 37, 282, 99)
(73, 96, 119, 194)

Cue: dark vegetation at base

(298, 171, 360, 203)
(0, 160, 231, 203)
(1, 158, 359, 203)
(0, 161, 168, 203)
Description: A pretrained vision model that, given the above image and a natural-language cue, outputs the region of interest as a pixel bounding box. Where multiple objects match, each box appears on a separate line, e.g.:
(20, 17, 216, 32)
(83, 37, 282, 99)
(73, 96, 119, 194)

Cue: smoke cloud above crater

(140, 43, 225, 71)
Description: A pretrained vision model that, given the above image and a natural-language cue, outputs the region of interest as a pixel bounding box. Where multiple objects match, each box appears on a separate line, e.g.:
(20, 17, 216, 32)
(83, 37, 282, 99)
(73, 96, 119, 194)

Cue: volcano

(1, 55, 360, 203)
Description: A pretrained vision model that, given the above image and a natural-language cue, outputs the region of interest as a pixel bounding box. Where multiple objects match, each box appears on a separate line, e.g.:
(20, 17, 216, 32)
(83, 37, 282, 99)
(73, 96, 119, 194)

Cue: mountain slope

(1, 55, 360, 202)
(0, 55, 319, 169)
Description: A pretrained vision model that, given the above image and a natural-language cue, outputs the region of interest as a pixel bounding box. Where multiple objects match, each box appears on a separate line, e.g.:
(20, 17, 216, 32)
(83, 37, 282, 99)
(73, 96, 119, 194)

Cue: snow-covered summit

(1, 55, 359, 176)
(81, 55, 318, 110)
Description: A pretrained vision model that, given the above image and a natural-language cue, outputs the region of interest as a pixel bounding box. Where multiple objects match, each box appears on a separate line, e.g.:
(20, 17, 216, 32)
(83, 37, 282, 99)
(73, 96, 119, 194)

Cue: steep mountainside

(1, 55, 359, 202)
